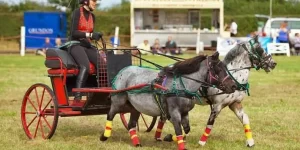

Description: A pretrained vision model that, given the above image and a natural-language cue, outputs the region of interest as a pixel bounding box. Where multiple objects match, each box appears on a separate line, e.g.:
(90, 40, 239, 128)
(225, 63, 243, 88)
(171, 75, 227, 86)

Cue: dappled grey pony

(100, 52, 237, 150)
(161, 35, 277, 147)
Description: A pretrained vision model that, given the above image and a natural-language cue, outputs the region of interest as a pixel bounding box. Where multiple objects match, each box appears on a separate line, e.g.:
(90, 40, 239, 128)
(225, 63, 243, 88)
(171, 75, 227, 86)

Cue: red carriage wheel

(21, 83, 59, 139)
(120, 113, 157, 132)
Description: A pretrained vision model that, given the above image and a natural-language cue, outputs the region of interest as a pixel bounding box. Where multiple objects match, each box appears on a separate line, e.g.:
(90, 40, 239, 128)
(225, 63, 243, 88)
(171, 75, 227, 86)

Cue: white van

(262, 17, 300, 39)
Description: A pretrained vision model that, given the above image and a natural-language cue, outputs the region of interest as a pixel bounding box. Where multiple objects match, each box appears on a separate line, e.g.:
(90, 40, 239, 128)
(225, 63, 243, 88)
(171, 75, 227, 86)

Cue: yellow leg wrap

(104, 121, 113, 137)
(177, 140, 184, 144)
(172, 135, 177, 141)
(244, 124, 250, 130)
(131, 134, 138, 139)
(245, 132, 252, 140)
(203, 132, 209, 137)
(244, 124, 252, 140)
(172, 134, 186, 142)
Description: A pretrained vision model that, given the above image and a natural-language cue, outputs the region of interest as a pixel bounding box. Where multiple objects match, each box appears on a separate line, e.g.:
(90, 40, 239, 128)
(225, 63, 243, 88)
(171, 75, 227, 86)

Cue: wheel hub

(36, 111, 41, 117)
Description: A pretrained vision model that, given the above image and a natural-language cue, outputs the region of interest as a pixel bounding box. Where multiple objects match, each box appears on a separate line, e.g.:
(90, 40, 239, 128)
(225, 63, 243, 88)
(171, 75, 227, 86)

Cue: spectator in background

(277, 21, 290, 44)
(247, 31, 258, 38)
(36, 37, 54, 56)
(152, 38, 162, 54)
(230, 19, 238, 37)
(293, 33, 300, 56)
(224, 23, 230, 31)
(55, 37, 62, 47)
(137, 39, 151, 55)
(165, 36, 181, 55)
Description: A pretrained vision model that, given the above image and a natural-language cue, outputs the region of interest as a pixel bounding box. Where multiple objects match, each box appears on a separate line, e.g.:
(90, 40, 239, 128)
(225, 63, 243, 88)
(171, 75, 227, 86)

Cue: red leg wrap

(129, 129, 140, 146)
(200, 127, 211, 142)
(177, 135, 185, 150)
(154, 121, 165, 138)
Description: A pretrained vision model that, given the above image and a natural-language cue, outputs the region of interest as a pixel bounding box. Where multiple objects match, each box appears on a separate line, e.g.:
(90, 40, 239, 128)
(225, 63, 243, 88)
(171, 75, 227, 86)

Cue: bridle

(206, 58, 231, 88)
(241, 39, 272, 70)
(157, 56, 231, 90)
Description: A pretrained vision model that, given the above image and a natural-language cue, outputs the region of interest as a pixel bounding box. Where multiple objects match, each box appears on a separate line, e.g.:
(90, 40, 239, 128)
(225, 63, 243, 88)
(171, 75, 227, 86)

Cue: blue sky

(2, 0, 123, 9)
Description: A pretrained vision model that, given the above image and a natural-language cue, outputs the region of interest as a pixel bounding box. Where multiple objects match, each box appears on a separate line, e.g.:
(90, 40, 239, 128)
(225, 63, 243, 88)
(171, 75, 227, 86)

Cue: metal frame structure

(130, 0, 230, 47)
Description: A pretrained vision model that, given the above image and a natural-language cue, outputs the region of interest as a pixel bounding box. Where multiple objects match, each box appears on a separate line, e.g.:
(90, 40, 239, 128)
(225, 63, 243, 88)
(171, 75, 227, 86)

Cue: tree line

(1, 0, 300, 37)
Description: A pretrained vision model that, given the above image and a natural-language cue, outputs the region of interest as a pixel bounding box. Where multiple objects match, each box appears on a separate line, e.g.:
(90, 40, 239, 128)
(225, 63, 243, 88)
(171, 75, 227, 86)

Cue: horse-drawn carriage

(21, 36, 275, 150)
(21, 39, 157, 139)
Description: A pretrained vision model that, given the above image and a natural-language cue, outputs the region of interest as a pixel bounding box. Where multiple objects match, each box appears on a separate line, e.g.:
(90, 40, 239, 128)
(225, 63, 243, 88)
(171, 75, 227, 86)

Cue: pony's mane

(223, 42, 248, 65)
(162, 55, 207, 76)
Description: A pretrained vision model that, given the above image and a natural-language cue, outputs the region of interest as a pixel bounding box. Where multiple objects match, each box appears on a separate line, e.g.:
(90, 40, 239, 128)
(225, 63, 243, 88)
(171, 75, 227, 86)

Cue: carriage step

(72, 105, 111, 111)
(59, 111, 82, 117)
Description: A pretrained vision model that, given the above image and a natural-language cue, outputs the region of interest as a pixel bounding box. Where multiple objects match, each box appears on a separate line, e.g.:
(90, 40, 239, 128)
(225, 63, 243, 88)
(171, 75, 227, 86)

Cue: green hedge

(0, 13, 23, 37)
(2, 0, 300, 37)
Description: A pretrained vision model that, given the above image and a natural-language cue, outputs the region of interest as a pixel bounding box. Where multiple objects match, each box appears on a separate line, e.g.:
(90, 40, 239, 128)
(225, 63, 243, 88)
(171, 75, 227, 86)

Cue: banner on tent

(217, 37, 250, 56)
(217, 37, 272, 56)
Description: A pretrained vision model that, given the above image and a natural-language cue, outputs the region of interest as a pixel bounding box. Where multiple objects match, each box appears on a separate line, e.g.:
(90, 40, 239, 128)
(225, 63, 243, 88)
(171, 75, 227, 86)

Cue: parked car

(262, 17, 300, 40)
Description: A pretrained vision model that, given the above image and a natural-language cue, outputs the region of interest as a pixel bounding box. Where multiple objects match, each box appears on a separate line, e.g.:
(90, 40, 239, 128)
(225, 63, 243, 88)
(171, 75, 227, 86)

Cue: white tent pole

(20, 26, 25, 56)
(113, 26, 119, 54)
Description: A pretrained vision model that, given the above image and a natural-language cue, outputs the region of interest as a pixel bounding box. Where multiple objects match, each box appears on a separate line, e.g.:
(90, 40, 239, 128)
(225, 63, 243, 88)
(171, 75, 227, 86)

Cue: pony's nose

(271, 62, 277, 69)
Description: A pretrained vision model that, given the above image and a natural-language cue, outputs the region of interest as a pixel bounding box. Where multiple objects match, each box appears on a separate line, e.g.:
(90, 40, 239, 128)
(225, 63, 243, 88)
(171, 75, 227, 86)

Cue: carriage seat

(45, 48, 96, 75)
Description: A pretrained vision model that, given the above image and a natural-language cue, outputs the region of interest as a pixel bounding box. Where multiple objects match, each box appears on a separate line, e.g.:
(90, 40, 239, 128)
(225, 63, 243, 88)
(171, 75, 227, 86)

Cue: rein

(104, 41, 186, 62)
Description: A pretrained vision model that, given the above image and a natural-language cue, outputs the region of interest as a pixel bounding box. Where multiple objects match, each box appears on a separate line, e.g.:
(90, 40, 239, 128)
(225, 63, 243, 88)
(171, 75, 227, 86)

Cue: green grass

(0, 53, 300, 150)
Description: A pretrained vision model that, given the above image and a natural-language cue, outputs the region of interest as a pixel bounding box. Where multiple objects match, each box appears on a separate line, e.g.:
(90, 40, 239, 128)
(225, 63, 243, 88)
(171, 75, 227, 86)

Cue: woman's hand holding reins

(92, 32, 103, 41)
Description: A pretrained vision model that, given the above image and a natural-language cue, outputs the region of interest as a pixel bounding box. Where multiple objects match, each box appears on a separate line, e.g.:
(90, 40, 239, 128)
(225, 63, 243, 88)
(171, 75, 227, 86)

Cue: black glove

(91, 32, 102, 41)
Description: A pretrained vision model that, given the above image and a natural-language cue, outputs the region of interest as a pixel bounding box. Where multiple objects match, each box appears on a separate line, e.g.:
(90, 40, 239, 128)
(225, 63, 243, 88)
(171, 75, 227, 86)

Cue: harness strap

(226, 67, 250, 96)
(178, 76, 202, 104)
(150, 79, 167, 119)
(152, 93, 167, 119)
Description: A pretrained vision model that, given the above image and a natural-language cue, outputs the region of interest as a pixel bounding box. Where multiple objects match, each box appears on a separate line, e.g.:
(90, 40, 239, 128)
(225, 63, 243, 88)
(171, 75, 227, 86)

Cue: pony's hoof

(135, 144, 142, 147)
(163, 134, 173, 142)
(246, 139, 255, 147)
(155, 138, 162, 141)
(198, 140, 206, 146)
(100, 134, 108, 141)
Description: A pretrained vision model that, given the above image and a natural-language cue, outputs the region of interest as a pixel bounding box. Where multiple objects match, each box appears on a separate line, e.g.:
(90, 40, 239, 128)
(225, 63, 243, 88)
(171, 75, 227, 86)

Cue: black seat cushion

(45, 48, 77, 69)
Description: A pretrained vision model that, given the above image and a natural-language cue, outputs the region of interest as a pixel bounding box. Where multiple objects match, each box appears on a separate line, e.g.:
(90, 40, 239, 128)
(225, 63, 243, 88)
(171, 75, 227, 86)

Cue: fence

(0, 34, 132, 53)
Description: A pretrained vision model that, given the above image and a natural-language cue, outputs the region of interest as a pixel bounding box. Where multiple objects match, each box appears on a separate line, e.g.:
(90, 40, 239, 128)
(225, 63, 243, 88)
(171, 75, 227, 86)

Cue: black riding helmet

(78, 0, 98, 11)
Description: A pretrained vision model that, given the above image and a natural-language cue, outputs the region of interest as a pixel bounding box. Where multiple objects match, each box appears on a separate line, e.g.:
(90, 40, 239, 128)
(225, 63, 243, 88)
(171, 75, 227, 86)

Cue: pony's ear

(212, 51, 219, 60)
(253, 34, 259, 42)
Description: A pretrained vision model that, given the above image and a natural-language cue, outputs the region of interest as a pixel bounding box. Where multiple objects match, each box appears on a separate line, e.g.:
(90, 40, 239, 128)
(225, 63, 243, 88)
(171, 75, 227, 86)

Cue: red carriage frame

(21, 40, 165, 139)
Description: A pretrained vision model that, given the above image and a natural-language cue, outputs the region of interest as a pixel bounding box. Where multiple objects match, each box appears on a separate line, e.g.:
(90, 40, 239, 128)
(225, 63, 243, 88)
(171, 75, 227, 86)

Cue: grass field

(0, 53, 299, 150)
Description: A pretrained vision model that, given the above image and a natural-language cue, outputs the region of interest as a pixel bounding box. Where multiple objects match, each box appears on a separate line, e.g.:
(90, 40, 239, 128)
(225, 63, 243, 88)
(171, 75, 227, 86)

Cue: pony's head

(245, 35, 277, 72)
(207, 52, 237, 94)
(161, 52, 236, 94)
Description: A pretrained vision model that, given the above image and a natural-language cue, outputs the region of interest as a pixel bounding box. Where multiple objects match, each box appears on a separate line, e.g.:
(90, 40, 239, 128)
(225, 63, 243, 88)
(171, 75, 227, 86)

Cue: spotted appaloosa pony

(100, 52, 236, 150)
(159, 35, 277, 147)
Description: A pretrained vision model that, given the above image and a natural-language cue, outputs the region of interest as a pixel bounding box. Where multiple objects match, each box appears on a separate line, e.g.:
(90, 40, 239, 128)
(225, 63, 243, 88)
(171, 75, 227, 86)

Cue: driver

(70, 0, 102, 102)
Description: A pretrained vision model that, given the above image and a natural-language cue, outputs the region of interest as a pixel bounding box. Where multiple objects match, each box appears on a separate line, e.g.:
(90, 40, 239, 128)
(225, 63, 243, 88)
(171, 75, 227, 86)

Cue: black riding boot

(74, 66, 89, 101)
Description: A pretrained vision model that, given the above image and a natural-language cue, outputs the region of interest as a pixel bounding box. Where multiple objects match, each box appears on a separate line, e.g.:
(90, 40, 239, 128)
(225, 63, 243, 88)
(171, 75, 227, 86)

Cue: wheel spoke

(34, 88, 40, 110)
(25, 112, 36, 114)
(27, 97, 38, 111)
(27, 116, 37, 128)
(140, 114, 149, 129)
(39, 119, 45, 139)
(39, 88, 46, 110)
(34, 117, 41, 138)
(42, 116, 52, 130)
(42, 99, 52, 112)
(43, 113, 55, 116)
